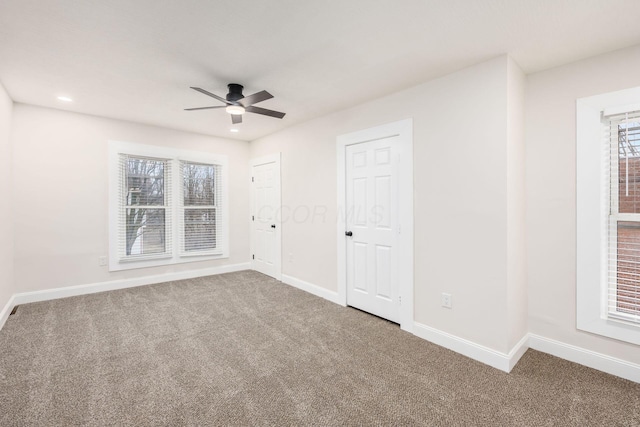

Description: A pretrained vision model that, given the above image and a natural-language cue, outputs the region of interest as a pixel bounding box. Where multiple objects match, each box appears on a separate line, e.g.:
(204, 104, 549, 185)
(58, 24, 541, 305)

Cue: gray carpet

(0, 270, 638, 426)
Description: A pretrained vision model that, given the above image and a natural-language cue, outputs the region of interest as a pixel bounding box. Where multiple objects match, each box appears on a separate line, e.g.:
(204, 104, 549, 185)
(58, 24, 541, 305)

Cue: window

(606, 111, 640, 324)
(109, 141, 228, 271)
(577, 86, 640, 345)
(120, 155, 172, 260)
(180, 161, 220, 255)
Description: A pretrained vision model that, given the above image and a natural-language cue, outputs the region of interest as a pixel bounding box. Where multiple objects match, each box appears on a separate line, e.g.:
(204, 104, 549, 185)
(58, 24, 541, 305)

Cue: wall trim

(281, 274, 342, 306)
(529, 333, 640, 383)
(410, 326, 640, 382)
(0, 294, 17, 332)
(0, 262, 250, 331)
(413, 322, 528, 373)
(508, 334, 530, 372)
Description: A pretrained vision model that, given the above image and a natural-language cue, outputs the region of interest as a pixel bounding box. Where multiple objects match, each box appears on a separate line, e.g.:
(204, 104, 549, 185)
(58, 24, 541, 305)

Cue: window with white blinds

(109, 141, 229, 271)
(605, 110, 640, 325)
(180, 161, 224, 256)
(577, 87, 640, 345)
(118, 155, 172, 261)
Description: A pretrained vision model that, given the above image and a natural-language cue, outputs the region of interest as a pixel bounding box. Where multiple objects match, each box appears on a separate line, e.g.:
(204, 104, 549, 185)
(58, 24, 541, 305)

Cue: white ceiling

(1, 0, 640, 141)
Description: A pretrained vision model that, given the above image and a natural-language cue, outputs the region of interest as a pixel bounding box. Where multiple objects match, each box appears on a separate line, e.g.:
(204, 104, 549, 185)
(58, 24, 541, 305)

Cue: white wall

(10, 104, 250, 292)
(251, 55, 525, 354)
(0, 82, 14, 310)
(526, 44, 640, 364)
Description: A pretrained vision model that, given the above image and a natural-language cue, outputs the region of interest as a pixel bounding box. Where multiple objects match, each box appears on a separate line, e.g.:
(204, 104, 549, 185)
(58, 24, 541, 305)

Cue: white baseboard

(0, 294, 17, 332)
(529, 334, 640, 383)
(281, 274, 342, 305)
(508, 334, 530, 372)
(410, 327, 640, 382)
(413, 322, 528, 373)
(0, 262, 251, 331)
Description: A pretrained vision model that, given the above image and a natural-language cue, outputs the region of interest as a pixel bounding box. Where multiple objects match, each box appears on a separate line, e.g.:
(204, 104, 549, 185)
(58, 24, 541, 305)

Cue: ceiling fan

(185, 83, 285, 124)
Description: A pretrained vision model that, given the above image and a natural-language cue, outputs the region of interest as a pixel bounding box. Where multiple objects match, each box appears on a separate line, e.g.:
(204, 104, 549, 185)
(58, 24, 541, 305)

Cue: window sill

(109, 252, 229, 272)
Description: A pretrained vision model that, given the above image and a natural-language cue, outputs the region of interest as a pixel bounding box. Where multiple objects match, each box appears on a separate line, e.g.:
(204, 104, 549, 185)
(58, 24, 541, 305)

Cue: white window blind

(179, 160, 224, 256)
(605, 109, 640, 324)
(118, 154, 172, 261)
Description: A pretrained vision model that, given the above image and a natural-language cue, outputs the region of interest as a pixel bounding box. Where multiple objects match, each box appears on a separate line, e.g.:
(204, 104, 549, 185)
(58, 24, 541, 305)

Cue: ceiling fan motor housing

(226, 84, 244, 103)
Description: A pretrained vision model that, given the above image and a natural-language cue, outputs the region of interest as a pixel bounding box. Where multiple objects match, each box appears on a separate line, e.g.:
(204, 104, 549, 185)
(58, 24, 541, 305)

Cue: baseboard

(413, 322, 528, 373)
(0, 294, 17, 331)
(281, 274, 342, 305)
(0, 263, 250, 330)
(529, 334, 640, 383)
(508, 334, 530, 372)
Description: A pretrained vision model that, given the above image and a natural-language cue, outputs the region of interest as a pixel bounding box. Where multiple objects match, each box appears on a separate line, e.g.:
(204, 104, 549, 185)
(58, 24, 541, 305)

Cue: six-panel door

(345, 136, 399, 323)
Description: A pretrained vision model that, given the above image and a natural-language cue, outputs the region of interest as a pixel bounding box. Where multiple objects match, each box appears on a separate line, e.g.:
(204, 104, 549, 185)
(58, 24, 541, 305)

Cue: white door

(251, 155, 281, 279)
(345, 137, 399, 323)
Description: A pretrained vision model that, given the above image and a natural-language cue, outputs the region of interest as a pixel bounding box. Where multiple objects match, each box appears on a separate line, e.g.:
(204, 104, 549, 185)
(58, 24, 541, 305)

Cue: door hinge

(252, 254, 255, 260)
(252, 176, 254, 182)
(252, 215, 254, 221)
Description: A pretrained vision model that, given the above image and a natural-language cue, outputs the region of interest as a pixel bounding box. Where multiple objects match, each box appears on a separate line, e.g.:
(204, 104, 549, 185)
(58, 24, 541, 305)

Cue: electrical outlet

(288, 252, 293, 263)
(441, 293, 452, 309)
(98, 256, 107, 267)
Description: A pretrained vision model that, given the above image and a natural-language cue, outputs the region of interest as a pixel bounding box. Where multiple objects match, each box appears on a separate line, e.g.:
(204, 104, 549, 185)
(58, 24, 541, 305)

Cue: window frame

(576, 86, 640, 345)
(108, 141, 229, 271)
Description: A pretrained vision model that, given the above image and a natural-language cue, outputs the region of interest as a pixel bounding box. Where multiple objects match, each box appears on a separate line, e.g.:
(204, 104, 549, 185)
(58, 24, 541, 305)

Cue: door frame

(250, 153, 282, 281)
(336, 119, 414, 332)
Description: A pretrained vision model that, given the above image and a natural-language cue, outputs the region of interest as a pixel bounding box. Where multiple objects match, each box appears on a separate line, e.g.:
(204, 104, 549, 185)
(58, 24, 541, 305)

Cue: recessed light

(230, 128, 239, 133)
(57, 96, 73, 102)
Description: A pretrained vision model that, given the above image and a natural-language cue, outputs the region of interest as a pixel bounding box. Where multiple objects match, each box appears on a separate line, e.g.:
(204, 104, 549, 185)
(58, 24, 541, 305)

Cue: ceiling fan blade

(184, 106, 226, 111)
(245, 105, 286, 119)
(232, 114, 242, 124)
(190, 87, 230, 104)
(239, 90, 273, 107)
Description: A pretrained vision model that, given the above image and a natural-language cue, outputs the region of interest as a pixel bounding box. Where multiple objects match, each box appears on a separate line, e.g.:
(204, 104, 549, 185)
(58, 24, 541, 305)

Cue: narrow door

(251, 156, 281, 279)
(345, 137, 399, 323)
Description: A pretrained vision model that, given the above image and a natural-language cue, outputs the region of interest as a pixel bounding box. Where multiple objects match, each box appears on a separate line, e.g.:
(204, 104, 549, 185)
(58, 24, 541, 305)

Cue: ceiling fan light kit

(186, 83, 285, 125)
(225, 105, 245, 115)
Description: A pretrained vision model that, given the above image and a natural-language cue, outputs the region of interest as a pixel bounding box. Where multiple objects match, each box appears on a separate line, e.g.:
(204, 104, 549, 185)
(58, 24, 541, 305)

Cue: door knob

(345, 231, 353, 236)
(271, 224, 276, 228)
